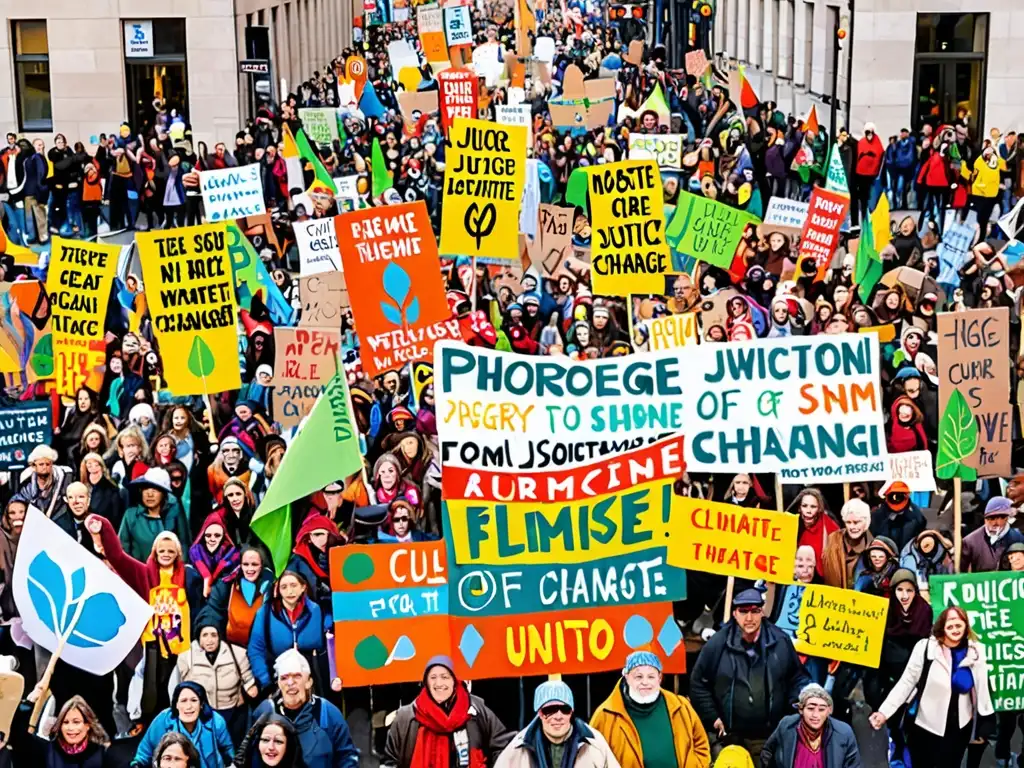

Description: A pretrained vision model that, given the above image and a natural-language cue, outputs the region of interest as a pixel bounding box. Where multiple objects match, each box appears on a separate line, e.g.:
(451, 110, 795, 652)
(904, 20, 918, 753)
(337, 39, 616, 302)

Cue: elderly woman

(820, 499, 874, 589)
(383, 655, 512, 768)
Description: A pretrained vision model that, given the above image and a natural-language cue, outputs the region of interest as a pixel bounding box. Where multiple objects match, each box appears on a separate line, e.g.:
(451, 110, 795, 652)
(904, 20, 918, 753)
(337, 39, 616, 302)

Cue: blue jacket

(247, 597, 330, 688)
(254, 695, 359, 768)
(761, 713, 862, 768)
(23, 151, 48, 198)
(132, 707, 234, 768)
(892, 137, 917, 171)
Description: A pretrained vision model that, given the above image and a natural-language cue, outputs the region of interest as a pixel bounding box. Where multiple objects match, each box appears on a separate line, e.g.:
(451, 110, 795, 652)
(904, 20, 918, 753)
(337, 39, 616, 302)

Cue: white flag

(13, 509, 153, 675)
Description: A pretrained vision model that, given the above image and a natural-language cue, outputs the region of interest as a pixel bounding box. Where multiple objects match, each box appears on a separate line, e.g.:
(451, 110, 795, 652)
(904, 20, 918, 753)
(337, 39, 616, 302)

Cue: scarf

(797, 720, 823, 752)
(59, 738, 89, 755)
(410, 685, 480, 768)
(886, 593, 933, 638)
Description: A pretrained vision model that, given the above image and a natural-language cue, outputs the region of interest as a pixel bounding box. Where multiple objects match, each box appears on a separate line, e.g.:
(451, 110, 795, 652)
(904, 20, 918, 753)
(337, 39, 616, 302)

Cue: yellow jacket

(590, 683, 711, 768)
(966, 155, 1006, 198)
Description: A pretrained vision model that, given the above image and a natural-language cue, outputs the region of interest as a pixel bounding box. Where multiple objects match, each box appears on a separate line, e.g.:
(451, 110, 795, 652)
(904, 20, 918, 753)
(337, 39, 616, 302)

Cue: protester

(132, 681, 235, 768)
(962, 496, 1024, 572)
(6, 694, 111, 767)
(820, 499, 873, 589)
(232, 713, 302, 768)
(205, 544, 274, 646)
(759, 684, 861, 768)
(117, 466, 191, 561)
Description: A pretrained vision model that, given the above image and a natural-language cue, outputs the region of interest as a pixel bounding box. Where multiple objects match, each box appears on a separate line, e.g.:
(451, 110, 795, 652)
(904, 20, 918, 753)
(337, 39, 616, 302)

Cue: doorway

(126, 63, 188, 136)
(912, 13, 988, 134)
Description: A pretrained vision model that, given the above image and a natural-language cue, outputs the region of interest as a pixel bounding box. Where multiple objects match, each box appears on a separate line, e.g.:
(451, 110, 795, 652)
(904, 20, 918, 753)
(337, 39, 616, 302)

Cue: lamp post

(830, 13, 849, 142)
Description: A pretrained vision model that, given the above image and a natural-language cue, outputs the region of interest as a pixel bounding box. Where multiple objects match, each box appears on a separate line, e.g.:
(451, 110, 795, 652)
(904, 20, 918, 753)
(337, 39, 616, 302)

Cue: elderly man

(690, 589, 809, 760)
(250, 649, 359, 768)
(962, 496, 1024, 572)
(591, 651, 710, 767)
(496, 680, 620, 768)
(56, 481, 103, 558)
(821, 499, 874, 589)
(760, 684, 861, 768)
(19, 444, 72, 520)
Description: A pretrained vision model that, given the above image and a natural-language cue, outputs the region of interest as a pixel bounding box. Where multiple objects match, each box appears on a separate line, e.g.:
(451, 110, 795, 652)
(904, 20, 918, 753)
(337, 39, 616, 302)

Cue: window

(912, 13, 988, 132)
(12, 20, 52, 131)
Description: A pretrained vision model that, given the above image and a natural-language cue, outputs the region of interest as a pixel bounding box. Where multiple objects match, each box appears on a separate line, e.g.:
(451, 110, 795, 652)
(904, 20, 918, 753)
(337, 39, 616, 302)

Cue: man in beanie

(690, 589, 809, 760)
(590, 650, 710, 767)
(495, 680, 620, 767)
(760, 684, 861, 767)
(962, 496, 1024, 572)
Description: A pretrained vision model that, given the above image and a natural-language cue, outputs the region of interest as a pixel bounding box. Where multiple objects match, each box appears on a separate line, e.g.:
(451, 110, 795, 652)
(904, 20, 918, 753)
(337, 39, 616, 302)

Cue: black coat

(760, 714, 862, 768)
(88, 477, 126, 531)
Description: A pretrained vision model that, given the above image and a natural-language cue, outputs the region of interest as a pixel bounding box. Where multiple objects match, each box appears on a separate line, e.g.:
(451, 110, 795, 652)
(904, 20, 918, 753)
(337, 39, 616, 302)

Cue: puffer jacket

(177, 639, 255, 710)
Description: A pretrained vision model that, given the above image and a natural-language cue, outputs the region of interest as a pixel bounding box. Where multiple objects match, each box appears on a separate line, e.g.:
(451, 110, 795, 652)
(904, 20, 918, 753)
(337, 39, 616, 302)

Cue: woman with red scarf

(189, 517, 239, 599)
(791, 489, 839, 577)
(383, 656, 513, 768)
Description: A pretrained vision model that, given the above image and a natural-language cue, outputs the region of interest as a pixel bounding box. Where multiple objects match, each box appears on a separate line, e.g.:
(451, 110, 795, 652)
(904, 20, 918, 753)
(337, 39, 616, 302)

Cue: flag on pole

(295, 127, 336, 194)
(371, 137, 393, 198)
(803, 105, 819, 136)
(825, 143, 849, 193)
(855, 195, 891, 303)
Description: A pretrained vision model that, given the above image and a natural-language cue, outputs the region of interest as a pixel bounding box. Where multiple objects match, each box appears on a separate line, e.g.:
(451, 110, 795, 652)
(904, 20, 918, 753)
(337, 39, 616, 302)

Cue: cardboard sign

(793, 584, 888, 667)
(440, 118, 527, 260)
(628, 134, 684, 169)
(335, 201, 459, 376)
(46, 238, 119, 396)
(137, 224, 241, 395)
(397, 90, 439, 124)
(636, 313, 698, 351)
(444, 4, 472, 46)
(298, 107, 340, 146)
(294, 218, 342, 275)
(666, 191, 760, 269)
(548, 65, 615, 133)
(437, 68, 477, 136)
(538, 204, 573, 257)
(930, 572, 1024, 712)
(298, 271, 349, 330)
(0, 402, 52, 470)
(937, 308, 1012, 477)
(418, 6, 448, 62)
(272, 327, 341, 429)
(796, 188, 850, 280)
(200, 165, 266, 223)
(685, 49, 709, 75)
(886, 450, 937, 492)
(588, 160, 671, 295)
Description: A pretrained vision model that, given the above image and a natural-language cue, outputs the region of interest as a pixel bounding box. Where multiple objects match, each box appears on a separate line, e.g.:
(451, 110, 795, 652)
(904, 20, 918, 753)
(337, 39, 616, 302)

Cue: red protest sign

(796, 187, 850, 281)
(438, 68, 477, 136)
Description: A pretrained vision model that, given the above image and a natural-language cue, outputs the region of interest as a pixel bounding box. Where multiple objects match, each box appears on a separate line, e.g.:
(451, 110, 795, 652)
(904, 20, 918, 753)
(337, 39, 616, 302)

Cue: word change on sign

(793, 584, 888, 667)
(200, 165, 266, 222)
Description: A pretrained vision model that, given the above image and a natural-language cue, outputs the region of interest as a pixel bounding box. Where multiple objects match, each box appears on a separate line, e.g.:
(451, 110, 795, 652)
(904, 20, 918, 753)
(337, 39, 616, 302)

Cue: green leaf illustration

(187, 336, 217, 379)
(936, 388, 979, 481)
(31, 333, 53, 377)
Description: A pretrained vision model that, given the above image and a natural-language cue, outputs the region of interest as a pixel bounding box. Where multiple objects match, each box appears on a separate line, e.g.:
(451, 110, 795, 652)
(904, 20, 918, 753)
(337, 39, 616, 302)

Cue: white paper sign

(124, 20, 153, 58)
(13, 509, 153, 676)
(298, 107, 339, 146)
(886, 450, 937, 492)
(496, 104, 532, 148)
(200, 165, 266, 222)
(763, 197, 810, 230)
(628, 134, 684, 168)
(387, 39, 420, 83)
(445, 5, 473, 46)
(294, 217, 342, 275)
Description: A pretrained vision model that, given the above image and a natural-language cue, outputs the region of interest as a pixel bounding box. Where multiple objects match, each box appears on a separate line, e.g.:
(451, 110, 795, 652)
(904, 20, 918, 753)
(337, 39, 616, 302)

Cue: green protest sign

(665, 191, 760, 268)
(298, 107, 340, 146)
(930, 572, 1024, 712)
(825, 144, 849, 194)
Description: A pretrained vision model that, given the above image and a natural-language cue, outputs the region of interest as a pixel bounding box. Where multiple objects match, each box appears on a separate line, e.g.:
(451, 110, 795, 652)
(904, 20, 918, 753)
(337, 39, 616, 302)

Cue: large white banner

(294, 218, 342, 275)
(200, 165, 266, 222)
(13, 509, 152, 675)
(436, 334, 889, 483)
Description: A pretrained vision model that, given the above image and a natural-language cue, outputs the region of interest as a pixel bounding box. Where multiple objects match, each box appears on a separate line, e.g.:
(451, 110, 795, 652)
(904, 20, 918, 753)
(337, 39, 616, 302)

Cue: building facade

(715, 0, 1024, 140)
(0, 0, 354, 148)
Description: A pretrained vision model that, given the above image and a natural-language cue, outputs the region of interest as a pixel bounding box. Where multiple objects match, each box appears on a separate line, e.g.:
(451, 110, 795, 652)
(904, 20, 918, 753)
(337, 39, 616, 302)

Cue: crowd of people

(0, 0, 1021, 767)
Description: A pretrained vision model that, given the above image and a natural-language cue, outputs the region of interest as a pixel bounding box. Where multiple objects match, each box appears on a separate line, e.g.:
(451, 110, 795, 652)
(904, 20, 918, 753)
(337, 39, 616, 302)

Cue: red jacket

(916, 150, 951, 189)
(855, 134, 885, 178)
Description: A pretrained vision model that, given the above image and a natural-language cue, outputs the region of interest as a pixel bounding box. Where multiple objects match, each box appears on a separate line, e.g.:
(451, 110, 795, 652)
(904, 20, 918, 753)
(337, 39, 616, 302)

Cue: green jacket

(118, 496, 190, 562)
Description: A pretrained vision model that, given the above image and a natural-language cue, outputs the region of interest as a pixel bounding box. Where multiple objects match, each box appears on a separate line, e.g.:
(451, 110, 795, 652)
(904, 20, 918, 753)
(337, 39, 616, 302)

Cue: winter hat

(423, 654, 455, 683)
(219, 436, 243, 452)
(534, 680, 574, 711)
(28, 445, 58, 464)
(985, 496, 1014, 518)
(129, 402, 156, 424)
(733, 588, 765, 607)
(274, 648, 311, 678)
(131, 467, 172, 494)
(890, 568, 917, 591)
(622, 651, 662, 676)
(867, 536, 897, 558)
(171, 681, 213, 722)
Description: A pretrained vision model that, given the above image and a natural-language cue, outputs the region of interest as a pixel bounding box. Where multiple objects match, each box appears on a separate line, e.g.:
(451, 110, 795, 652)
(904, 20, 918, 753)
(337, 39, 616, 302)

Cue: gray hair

(840, 498, 871, 524)
(798, 683, 833, 710)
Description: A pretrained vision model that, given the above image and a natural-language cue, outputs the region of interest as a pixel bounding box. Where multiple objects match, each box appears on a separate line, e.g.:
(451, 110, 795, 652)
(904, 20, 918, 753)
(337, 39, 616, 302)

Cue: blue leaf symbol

(380, 300, 404, 327)
(406, 296, 420, 325)
(67, 592, 126, 649)
(382, 262, 411, 309)
(71, 568, 86, 602)
(27, 552, 66, 636)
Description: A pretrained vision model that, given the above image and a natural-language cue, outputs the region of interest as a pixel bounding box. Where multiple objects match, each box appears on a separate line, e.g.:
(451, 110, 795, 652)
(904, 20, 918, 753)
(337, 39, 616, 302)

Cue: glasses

(735, 606, 762, 615)
(392, 516, 410, 523)
(540, 704, 572, 717)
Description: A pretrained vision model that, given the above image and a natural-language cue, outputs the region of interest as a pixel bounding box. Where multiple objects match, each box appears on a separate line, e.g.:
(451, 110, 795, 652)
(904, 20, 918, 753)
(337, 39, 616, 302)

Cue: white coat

(879, 636, 993, 736)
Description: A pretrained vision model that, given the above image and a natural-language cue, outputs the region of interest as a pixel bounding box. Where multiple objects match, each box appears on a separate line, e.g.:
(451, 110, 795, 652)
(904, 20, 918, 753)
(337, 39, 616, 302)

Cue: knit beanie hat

(533, 680, 574, 711)
(622, 650, 663, 675)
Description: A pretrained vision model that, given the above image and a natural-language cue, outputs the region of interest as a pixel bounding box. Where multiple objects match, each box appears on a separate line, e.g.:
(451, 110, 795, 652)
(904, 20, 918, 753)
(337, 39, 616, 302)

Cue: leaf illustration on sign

(26, 551, 127, 648)
(380, 262, 420, 328)
(31, 333, 53, 378)
(187, 336, 217, 378)
(936, 388, 979, 481)
(464, 202, 497, 250)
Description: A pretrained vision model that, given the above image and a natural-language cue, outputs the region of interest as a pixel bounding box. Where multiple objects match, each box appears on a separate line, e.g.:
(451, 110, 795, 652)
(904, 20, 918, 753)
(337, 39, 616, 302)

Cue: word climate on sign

(440, 118, 526, 260)
(588, 159, 670, 295)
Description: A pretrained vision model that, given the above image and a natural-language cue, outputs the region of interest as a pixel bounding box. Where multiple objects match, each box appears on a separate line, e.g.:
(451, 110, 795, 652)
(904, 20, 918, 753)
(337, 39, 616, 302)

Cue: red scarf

(409, 685, 485, 768)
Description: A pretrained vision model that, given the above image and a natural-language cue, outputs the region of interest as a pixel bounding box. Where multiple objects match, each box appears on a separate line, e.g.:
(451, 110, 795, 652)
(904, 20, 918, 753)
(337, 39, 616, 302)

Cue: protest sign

(13, 508, 153, 675)
(298, 107, 340, 146)
(635, 313, 698, 351)
(495, 104, 532, 149)
(685, 49, 709, 75)
(886, 450, 937, 492)
(397, 90, 439, 126)
(444, 4, 472, 46)
(793, 584, 888, 667)
(588, 160, 671, 295)
(763, 197, 809, 233)
(294, 218, 342, 275)
(936, 219, 976, 292)
(549, 65, 615, 133)
(437, 68, 477, 136)
(666, 191, 760, 269)
(628, 134, 684, 168)
(138, 224, 241, 395)
(387, 39, 420, 84)
(0, 402, 51, 470)
(931, 572, 1024, 711)
(436, 334, 888, 483)
(937, 307, 1011, 478)
(441, 118, 527, 260)
(226, 222, 295, 327)
(418, 5, 447, 62)
(46, 238, 118, 396)
(272, 328, 341, 429)
(796, 188, 850, 280)
(200, 165, 266, 222)
(335, 201, 459, 376)
(538, 204, 573, 266)
(298, 271, 349, 330)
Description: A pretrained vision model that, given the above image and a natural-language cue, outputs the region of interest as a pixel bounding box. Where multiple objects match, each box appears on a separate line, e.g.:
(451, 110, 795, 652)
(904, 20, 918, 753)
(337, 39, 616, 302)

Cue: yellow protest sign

(137, 224, 241, 396)
(46, 238, 119, 396)
(643, 313, 698, 350)
(440, 117, 526, 259)
(589, 159, 670, 295)
(793, 584, 888, 667)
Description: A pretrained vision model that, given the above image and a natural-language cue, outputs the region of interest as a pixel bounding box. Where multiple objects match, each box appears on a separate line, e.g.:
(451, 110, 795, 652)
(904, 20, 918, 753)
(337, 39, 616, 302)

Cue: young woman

(132, 682, 234, 768)
(74, 423, 111, 473)
(152, 732, 203, 768)
(870, 606, 994, 768)
(854, 536, 899, 598)
(287, 514, 343, 619)
(153, 432, 180, 468)
(371, 453, 421, 514)
(55, 387, 109, 466)
(232, 713, 302, 768)
(207, 476, 258, 550)
(79, 451, 125, 530)
(791, 489, 839, 576)
(205, 545, 274, 648)
(9, 694, 111, 768)
(108, 424, 151, 488)
(189, 518, 240, 599)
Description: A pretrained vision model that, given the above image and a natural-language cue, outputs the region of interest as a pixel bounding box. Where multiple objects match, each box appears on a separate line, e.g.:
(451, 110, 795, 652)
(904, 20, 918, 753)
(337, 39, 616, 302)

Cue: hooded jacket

(247, 595, 331, 688)
(869, 499, 926, 554)
(899, 530, 955, 592)
(205, 564, 274, 646)
(177, 617, 255, 710)
(287, 514, 343, 618)
(133, 682, 234, 768)
(252, 693, 359, 768)
(118, 493, 191, 562)
(887, 395, 928, 453)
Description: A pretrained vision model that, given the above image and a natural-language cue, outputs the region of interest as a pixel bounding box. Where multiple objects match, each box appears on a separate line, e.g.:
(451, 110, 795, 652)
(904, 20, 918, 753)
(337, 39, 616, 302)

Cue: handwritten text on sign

(666, 191, 760, 270)
(273, 328, 341, 429)
(793, 584, 888, 667)
(200, 165, 266, 222)
(437, 68, 477, 135)
(294, 218, 341, 275)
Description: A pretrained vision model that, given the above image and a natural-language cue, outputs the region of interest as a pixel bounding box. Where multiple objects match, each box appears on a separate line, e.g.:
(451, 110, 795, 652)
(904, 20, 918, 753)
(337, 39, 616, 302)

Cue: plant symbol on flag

(380, 262, 420, 329)
(26, 551, 126, 648)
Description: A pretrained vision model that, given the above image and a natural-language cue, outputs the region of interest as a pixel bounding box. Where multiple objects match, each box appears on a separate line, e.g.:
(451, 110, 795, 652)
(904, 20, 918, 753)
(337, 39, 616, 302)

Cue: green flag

(371, 138, 392, 198)
(295, 127, 336, 193)
(825, 144, 849, 194)
(251, 373, 364, 575)
(854, 213, 883, 304)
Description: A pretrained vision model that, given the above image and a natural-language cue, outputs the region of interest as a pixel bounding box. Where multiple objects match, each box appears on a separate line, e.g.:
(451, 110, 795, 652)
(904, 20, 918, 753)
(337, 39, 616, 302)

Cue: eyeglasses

(392, 516, 410, 523)
(735, 606, 762, 615)
(540, 704, 572, 717)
